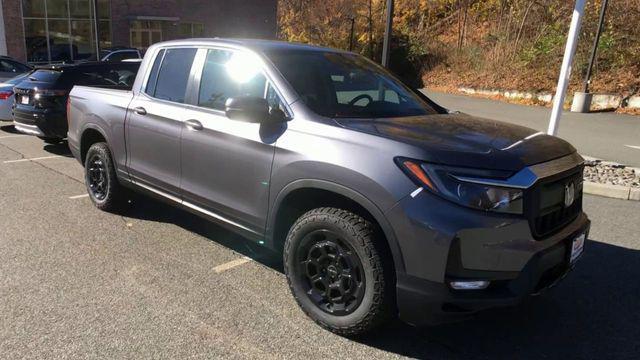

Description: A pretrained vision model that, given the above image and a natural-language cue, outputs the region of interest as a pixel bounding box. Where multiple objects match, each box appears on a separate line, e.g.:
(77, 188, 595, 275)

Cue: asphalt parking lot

(1, 123, 639, 359)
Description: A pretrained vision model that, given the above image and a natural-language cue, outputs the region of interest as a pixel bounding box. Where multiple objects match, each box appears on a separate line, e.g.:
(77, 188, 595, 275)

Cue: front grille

(530, 168, 583, 238)
(533, 197, 582, 237)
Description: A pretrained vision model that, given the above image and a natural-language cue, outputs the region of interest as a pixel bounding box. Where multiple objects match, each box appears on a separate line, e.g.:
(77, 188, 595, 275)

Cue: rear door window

(150, 48, 197, 103)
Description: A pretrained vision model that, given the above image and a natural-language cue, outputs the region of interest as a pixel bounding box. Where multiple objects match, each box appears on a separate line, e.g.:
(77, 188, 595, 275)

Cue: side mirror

(225, 96, 271, 123)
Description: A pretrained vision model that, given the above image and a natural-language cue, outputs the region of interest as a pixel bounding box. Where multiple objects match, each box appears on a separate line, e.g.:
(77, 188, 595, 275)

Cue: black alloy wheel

(297, 229, 366, 316)
(84, 142, 124, 212)
(87, 154, 108, 201)
(284, 207, 393, 336)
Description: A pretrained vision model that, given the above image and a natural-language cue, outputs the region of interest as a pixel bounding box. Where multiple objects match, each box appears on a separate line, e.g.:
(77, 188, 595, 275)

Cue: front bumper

(385, 188, 590, 326)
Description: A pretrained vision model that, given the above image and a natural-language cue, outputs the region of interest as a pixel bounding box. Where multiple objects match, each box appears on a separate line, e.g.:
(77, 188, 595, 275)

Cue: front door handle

(133, 106, 147, 115)
(185, 119, 203, 131)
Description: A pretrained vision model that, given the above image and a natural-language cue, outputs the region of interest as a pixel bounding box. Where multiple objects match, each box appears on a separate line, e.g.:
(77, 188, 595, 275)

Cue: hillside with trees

(278, 0, 640, 98)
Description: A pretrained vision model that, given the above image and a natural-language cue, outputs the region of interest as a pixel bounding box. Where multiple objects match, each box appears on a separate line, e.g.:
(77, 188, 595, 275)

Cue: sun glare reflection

(225, 52, 262, 84)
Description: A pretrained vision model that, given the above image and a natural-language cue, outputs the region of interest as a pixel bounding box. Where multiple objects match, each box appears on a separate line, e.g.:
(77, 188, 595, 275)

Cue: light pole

(93, 0, 101, 59)
(571, 0, 609, 113)
(349, 17, 355, 51)
(583, 0, 609, 93)
(381, 0, 394, 68)
(548, 0, 586, 136)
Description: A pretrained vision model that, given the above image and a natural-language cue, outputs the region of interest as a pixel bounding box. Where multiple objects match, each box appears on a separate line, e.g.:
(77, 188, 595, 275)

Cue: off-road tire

(84, 142, 123, 212)
(284, 207, 393, 336)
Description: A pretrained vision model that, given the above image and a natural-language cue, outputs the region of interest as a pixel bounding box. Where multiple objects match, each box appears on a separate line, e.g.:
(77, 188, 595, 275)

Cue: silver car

(0, 73, 31, 121)
(0, 56, 32, 82)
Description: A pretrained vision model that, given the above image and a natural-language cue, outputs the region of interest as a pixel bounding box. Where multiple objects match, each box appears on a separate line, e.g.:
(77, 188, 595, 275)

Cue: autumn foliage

(278, 0, 640, 96)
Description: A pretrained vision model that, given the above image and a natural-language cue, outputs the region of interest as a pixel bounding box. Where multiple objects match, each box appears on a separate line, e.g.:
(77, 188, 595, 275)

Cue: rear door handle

(185, 119, 203, 131)
(133, 106, 147, 115)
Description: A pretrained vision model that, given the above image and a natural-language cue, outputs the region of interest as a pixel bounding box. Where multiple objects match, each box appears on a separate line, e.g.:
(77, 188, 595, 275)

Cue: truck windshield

(265, 50, 437, 119)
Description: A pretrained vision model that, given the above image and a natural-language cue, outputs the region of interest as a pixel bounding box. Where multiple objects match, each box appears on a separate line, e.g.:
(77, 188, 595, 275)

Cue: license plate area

(570, 232, 586, 264)
(19, 95, 30, 105)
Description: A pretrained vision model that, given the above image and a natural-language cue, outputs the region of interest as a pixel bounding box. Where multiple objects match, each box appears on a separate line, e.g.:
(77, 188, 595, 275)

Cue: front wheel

(84, 142, 124, 212)
(284, 207, 393, 336)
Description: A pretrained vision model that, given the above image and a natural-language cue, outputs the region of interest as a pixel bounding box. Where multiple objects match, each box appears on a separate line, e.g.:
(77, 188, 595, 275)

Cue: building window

(21, 0, 111, 64)
(130, 21, 162, 51)
(179, 23, 205, 38)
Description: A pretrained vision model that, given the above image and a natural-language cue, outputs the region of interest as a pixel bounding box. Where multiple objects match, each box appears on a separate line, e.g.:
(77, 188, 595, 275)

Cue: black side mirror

(268, 107, 287, 123)
(225, 96, 286, 124)
(225, 96, 270, 123)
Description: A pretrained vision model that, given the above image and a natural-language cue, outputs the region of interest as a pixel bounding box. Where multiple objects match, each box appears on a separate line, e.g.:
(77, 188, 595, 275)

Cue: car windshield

(265, 50, 437, 118)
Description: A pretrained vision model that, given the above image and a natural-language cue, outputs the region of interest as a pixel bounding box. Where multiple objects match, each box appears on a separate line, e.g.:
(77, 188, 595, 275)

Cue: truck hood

(335, 113, 576, 172)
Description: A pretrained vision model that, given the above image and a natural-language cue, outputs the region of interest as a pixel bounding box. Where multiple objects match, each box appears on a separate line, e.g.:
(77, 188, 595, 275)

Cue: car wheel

(38, 136, 63, 144)
(284, 207, 393, 336)
(84, 142, 123, 212)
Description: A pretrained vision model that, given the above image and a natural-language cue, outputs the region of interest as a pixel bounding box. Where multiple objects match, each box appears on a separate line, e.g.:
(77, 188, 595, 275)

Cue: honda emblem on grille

(564, 182, 576, 208)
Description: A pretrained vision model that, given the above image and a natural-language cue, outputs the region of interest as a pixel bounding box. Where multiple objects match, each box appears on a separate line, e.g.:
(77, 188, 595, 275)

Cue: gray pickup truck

(68, 39, 590, 336)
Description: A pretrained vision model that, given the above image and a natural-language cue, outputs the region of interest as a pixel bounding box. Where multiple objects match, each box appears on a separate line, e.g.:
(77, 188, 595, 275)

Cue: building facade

(0, 0, 278, 63)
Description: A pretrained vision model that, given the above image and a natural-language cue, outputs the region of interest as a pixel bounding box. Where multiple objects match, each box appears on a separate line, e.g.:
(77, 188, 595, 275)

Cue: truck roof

(150, 38, 345, 54)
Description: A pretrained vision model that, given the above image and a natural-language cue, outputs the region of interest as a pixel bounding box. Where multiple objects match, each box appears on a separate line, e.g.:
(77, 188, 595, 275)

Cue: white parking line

(3, 155, 63, 164)
(0, 135, 27, 139)
(625, 145, 640, 150)
(69, 194, 89, 199)
(212, 257, 251, 274)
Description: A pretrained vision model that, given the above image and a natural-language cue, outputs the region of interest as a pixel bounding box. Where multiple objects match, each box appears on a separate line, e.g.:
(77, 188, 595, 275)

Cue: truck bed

(67, 86, 135, 170)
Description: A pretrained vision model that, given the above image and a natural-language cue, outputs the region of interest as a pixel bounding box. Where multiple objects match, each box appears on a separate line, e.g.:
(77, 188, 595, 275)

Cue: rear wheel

(284, 207, 393, 336)
(84, 142, 123, 212)
(38, 136, 63, 144)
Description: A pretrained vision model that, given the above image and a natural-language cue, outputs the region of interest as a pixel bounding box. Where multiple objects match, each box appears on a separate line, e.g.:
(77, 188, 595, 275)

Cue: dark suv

(13, 61, 139, 143)
(68, 39, 590, 336)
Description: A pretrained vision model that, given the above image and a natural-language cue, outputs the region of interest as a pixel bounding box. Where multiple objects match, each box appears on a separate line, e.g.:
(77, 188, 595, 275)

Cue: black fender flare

(267, 179, 406, 275)
(78, 124, 130, 181)
(79, 124, 109, 158)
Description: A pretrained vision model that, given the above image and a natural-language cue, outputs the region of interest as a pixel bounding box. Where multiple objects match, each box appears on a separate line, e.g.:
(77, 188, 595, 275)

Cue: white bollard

(548, 0, 587, 136)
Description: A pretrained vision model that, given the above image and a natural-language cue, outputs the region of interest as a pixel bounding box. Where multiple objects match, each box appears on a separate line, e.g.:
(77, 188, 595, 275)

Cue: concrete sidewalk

(423, 90, 640, 167)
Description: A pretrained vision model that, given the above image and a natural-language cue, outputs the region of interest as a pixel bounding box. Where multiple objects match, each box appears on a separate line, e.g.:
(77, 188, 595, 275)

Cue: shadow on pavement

(357, 239, 640, 359)
(115, 192, 284, 272)
(112, 194, 640, 359)
(0, 124, 20, 134)
(43, 141, 73, 157)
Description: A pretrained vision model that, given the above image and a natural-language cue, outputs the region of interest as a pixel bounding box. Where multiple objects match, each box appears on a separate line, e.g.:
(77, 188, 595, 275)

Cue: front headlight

(397, 158, 524, 214)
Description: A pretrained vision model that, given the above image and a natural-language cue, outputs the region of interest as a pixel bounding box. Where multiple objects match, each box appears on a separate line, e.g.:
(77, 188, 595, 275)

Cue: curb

(455, 87, 640, 111)
(581, 154, 639, 201)
(583, 182, 639, 201)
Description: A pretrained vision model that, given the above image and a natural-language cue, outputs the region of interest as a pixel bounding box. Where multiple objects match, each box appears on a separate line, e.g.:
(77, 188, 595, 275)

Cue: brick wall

(2, 0, 27, 61)
(1, 0, 277, 61)
(110, 0, 277, 47)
